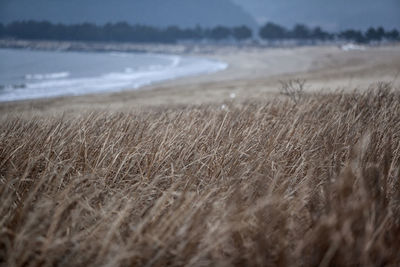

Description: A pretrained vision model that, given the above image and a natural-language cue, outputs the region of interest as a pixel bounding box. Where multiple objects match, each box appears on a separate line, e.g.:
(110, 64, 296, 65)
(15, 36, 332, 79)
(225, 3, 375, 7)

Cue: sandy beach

(1, 43, 400, 116)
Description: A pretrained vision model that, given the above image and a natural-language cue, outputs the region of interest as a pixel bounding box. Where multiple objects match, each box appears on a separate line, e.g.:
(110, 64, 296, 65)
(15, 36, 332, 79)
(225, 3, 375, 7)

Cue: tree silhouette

(311, 26, 332, 40)
(339, 29, 366, 43)
(365, 27, 385, 41)
(0, 23, 4, 37)
(259, 22, 287, 40)
(385, 29, 399, 40)
(192, 26, 205, 40)
(376, 27, 385, 40)
(291, 24, 310, 39)
(232, 25, 252, 41)
(178, 26, 203, 40)
(209, 26, 232, 41)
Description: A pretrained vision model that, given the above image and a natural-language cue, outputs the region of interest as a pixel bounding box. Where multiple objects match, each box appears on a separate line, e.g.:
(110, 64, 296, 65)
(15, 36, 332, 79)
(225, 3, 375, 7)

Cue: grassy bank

(1, 85, 400, 266)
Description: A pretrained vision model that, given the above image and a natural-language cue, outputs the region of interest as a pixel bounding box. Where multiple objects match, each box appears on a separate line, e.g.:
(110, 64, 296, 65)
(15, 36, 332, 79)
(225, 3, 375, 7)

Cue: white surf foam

(25, 72, 71, 80)
(341, 43, 366, 51)
(0, 55, 227, 102)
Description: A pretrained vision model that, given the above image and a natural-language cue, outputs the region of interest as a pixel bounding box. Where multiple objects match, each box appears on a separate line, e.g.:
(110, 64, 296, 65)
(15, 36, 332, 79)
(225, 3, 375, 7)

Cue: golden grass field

(1, 45, 400, 266)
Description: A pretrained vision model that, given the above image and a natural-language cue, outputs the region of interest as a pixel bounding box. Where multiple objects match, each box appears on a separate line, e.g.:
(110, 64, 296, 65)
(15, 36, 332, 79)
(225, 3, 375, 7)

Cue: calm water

(0, 49, 227, 102)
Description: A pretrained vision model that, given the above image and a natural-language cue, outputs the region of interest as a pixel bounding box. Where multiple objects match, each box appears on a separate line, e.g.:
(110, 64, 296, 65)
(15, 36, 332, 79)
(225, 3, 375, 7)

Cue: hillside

(0, 0, 258, 28)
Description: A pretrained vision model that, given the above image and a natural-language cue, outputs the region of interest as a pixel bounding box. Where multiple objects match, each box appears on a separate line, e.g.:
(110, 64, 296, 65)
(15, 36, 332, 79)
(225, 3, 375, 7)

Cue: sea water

(0, 48, 227, 102)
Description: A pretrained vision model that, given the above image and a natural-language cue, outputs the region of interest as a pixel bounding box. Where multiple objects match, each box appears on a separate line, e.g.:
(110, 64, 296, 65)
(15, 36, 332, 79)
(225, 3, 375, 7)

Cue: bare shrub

(279, 79, 306, 104)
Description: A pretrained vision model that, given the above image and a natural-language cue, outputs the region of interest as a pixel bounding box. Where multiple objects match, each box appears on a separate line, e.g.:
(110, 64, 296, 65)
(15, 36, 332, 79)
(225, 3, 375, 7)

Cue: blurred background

(0, 0, 399, 103)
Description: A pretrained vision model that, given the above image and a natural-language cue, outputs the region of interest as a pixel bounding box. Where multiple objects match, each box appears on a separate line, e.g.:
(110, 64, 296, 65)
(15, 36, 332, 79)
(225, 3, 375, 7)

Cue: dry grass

(1, 85, 400, 266)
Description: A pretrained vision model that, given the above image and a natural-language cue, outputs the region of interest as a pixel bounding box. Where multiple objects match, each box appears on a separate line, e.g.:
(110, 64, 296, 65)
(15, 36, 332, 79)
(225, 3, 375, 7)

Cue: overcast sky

(0, 0, 257, 28)
(0, 0, 399, 30)
(233, 0, 400, 30)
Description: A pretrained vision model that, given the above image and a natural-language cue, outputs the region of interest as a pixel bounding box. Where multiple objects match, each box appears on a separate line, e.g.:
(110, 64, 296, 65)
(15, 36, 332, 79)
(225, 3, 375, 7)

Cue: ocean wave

(1, 56, 227, 102)
(168, 56, 182, 68)
(0, 84, 27, 91)
(25, 72, 70, 80)
(110, 52, 132, 58)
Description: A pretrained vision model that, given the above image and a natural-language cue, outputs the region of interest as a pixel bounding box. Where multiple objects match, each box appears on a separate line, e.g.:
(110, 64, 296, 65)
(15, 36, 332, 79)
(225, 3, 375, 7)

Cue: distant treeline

(0, 20, 399, 44)
(259, 22, 400, 43)
(0, 21, 252, 43)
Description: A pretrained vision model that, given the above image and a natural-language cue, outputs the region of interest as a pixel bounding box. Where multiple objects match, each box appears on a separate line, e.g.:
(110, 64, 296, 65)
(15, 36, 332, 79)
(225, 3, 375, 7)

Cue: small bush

(279, 79, 306, 104)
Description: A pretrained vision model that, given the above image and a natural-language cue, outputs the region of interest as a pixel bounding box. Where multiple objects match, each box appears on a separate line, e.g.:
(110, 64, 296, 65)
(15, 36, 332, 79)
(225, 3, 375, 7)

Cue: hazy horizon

(0, 0, 258, 28)
(0, 0, 399, 31)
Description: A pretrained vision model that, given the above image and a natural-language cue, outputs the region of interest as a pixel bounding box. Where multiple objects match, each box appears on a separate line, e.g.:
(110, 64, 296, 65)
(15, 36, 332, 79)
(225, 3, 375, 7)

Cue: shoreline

(0, 39, 272, 55)
(0, 39, 193, 54)
(1, 42, 400, 116)
(0, 48, 229, 102)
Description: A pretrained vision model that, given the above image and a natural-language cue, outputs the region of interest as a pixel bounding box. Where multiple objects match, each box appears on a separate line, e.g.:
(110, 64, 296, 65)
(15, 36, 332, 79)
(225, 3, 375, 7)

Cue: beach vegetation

(1, 87, 400, 266)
